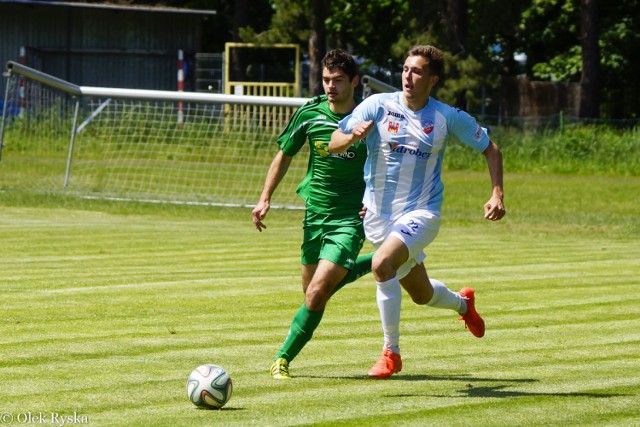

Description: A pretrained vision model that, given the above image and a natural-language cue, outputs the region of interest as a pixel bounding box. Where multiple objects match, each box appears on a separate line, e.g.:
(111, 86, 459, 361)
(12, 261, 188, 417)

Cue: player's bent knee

(372, 255, 398, 282)
(304, 285, 333, 310)
(409, 292, 430, 305)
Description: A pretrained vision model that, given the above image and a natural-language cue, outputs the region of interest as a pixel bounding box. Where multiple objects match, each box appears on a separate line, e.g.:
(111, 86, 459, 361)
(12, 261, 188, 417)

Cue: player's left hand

(359, 205, 368, 220)
(484, 195, 506, 221)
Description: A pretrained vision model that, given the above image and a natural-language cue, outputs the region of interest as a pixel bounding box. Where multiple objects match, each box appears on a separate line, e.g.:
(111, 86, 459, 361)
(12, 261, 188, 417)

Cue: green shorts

(301, 213, 365, 270)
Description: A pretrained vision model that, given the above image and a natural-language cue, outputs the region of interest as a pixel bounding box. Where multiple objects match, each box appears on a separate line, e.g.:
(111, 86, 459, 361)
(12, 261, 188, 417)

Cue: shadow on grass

(194, 406, 246, 412)
(300, 373, 528, 383)
(449, 384, 625, 399)
(300, 374, 627, 399)
(388, 374, 625, 399)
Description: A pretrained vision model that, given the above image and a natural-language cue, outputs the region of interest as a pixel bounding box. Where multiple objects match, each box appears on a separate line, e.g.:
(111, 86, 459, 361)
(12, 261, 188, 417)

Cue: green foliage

(491, 124, 640, 176)
(325, 0, 411, 64)
(196, 0, 640, 117)
(521, 0, 579, 42)
(514, 0, 640, 116)
(445, 124, 640, 177)
(240, 0, 309, 44)
(531, 45, 582, 81)
(600, 20, 635, 72)
(437, 53, 485, 110)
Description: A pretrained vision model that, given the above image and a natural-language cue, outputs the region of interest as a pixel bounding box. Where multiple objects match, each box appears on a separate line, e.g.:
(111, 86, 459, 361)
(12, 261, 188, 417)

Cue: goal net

(1, 62, 310, 208)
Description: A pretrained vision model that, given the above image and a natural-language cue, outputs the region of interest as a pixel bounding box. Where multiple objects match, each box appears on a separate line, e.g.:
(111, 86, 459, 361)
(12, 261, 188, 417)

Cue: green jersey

(278, 94, 367, 219)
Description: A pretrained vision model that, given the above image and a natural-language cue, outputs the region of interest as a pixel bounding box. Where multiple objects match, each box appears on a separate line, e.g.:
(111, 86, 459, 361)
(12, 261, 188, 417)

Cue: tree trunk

(580, 0, 601, 118)
(448, 0, 468, 54)
(448, 0, 468, 109)
(231, 0, 250, 82)
(309, 0, 328, 96)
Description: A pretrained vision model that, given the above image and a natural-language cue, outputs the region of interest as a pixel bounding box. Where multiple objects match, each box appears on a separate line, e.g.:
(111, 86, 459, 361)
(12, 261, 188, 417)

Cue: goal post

(1, 60, 310, 208)
(1, 61, 395, 208)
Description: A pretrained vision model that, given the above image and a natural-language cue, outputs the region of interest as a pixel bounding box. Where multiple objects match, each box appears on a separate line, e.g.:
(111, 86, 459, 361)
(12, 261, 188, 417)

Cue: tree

(231, 0, 251, 81)
(597, 1, 640, 117)
(512, 0, 640, 118)
(579, 0, 600, 118)
(162, 0, 639, 118)
(448, 0, 470, 109)
(326, 0, 411, 65)
(308, 0, 328, 96)
(448, 0, 468, 53)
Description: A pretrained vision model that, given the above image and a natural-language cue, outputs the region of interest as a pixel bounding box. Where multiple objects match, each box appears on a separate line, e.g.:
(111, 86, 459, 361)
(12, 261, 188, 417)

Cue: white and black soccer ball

(187, 364, 233, 409)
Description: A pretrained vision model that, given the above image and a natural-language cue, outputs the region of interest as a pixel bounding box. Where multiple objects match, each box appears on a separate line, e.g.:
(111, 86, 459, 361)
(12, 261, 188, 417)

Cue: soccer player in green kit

(252, 49, 373, 379)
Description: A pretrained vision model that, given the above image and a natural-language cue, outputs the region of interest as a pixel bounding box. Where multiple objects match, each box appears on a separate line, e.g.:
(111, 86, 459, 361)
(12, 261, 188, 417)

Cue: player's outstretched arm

(328, 121, 373, 154)
(252, 150, 293, 232)
(482, 140, 506, 221)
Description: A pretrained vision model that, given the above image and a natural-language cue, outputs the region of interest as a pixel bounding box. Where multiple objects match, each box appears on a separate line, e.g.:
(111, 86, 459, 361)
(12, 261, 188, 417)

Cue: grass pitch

(0, 172, 639, 426)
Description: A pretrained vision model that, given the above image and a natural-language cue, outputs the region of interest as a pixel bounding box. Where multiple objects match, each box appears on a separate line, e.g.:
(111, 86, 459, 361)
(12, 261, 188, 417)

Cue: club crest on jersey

(314, 140, 356, 159)
(314, 141, 331, 157)
(388, 121, 400, 134)
(421, 119, 434, 135)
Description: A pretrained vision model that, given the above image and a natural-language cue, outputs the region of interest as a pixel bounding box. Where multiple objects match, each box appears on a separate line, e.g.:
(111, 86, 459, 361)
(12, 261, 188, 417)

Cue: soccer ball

(186, 364, 233, 409)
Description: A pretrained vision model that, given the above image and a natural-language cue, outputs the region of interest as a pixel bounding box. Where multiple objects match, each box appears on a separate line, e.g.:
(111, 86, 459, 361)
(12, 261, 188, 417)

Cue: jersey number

(400, 220, 420, 237)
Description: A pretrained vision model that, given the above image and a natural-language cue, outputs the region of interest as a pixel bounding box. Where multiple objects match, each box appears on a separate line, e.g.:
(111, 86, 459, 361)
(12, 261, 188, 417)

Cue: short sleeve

(277, 101, 313, 156)
(448, 108, 490, 153)
(338, 94, 382, 133)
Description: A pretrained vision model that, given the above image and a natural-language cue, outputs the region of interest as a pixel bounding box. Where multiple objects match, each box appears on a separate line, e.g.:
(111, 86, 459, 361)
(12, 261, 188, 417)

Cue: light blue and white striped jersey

(338, 92, 489, 220)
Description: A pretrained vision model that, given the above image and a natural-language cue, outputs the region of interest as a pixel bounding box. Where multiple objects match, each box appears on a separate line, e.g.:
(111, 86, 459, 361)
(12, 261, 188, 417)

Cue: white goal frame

(1, 61, 394, 208)
(1, 61, 310, 208)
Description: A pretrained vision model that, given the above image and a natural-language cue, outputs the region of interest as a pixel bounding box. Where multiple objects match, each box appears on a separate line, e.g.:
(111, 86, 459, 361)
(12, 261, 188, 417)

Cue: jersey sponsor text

(389, 143, 431, 159)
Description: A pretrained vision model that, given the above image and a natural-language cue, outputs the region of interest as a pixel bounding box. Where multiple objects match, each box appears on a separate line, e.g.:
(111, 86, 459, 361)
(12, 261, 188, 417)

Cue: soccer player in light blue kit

(329, 45, 506, 379)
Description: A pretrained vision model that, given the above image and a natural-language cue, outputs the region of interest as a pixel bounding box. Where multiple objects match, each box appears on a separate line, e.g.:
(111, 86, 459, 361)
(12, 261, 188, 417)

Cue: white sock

(376, 276, 402, 350)
(387, 344, 400, 354)
(427, 279, 467, 314)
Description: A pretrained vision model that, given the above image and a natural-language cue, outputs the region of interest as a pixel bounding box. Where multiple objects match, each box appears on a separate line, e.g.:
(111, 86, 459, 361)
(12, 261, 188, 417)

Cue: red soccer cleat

(459, 287, 485, 338)
(367, 346, 402, 379)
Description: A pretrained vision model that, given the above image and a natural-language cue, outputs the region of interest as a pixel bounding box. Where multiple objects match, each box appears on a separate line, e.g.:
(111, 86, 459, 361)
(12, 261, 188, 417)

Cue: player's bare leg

(271, 261, 346, 379)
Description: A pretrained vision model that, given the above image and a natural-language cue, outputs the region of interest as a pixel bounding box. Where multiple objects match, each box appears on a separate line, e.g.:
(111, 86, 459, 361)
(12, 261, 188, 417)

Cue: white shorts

(364, 209, 441, 280)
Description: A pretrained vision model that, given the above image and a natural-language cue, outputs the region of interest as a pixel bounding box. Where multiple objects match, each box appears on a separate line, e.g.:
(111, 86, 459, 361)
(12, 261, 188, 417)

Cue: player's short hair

(322, 49, 359, 81)
(407, 45, 445, 79)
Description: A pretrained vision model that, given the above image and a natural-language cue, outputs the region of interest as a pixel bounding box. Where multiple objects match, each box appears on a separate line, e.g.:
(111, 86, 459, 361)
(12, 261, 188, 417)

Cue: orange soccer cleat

(459, 287, 485, 338)
(367, 346, 402, 379)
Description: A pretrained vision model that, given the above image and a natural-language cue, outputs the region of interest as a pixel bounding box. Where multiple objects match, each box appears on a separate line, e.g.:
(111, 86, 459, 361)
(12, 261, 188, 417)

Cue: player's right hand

(353, 120, 373, 140)
(252, 202, 269, 232)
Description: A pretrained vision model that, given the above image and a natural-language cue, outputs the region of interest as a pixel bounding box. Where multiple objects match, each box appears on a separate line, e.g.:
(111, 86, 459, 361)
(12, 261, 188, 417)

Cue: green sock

(275, 304, 324, 362)
(331, 251, 374, 295)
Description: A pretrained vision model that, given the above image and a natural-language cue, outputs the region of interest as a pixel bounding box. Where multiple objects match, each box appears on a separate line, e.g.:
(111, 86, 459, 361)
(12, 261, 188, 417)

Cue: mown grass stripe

(0, 174, 638, 426)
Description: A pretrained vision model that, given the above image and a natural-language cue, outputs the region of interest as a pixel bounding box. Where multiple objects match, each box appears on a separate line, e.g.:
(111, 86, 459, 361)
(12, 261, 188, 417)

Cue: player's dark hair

(407, 45, 445, 79)
(322, 49, 358, 81)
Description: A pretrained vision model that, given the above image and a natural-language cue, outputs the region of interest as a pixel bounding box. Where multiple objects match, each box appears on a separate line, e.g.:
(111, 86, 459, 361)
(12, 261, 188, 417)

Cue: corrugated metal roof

(0, 0, 216, 15)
